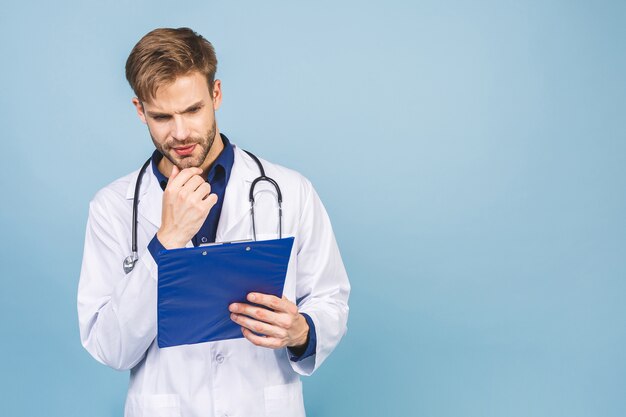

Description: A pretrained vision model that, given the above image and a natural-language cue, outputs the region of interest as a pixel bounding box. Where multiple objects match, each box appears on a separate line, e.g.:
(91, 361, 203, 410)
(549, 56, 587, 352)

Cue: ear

(132, 97, 147, 124)
(211, 79, 222, 111)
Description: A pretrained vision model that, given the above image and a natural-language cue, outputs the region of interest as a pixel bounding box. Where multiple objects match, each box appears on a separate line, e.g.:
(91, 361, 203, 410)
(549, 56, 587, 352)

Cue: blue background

(1, 1, 625, 416)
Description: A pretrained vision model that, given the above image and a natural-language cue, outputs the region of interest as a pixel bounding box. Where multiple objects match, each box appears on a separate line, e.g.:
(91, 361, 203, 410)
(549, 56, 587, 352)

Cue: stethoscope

(123, 150, 282, 274)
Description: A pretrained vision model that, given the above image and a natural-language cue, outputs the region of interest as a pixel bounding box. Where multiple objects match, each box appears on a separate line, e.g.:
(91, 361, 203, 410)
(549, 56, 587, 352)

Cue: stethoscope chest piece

(123, 253, 139, 274)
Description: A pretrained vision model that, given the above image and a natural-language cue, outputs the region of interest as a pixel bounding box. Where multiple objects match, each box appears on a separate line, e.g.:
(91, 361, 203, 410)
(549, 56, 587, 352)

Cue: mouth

(173, 144, 196, 156)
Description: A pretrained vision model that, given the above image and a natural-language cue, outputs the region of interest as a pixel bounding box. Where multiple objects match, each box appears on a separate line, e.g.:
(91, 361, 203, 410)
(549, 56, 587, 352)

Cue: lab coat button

(216, 354, 225, 363)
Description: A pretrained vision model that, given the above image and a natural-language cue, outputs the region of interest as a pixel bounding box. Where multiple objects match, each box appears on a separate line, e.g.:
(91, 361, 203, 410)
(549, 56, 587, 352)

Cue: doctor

(77, 27, 350, 417)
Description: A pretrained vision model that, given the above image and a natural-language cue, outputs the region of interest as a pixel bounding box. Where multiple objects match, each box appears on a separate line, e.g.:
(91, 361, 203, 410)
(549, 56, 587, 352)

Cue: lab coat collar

(124, 160, 164, 230)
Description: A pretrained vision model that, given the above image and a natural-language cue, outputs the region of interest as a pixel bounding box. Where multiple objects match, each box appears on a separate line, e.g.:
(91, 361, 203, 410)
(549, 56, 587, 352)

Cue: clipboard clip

(199, 239, 255, 255)
(199, 239, 253, 247)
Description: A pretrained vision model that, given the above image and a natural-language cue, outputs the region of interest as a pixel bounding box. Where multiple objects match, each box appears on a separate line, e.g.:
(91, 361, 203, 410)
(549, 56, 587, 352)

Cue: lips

(173, 144, 196, 156)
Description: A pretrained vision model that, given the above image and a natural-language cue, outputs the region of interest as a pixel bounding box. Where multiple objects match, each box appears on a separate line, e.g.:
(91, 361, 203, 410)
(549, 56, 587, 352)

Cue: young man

(77, 27, 350, 417)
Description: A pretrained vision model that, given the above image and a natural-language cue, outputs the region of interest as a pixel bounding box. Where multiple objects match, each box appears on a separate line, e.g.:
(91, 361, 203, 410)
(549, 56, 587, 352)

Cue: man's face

(133, 71, 222, 172)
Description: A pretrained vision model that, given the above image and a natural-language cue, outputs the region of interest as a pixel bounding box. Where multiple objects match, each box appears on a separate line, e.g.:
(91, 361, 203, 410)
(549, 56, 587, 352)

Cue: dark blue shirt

(151, 133, 234, 246)
(146, 134, 316, 361)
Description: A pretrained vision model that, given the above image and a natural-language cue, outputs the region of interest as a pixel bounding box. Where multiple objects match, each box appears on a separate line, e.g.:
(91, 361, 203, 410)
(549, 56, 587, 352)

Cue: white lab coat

(77, 145, 350, 417)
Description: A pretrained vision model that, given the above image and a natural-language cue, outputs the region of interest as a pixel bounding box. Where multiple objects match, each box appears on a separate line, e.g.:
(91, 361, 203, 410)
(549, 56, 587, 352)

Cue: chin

(165, 145, 208, 171)
(175, 160, 202, 170)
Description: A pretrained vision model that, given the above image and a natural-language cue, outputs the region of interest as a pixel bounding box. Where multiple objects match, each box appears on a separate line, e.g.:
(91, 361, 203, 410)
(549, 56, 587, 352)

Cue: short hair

(125, 27, 218, 102)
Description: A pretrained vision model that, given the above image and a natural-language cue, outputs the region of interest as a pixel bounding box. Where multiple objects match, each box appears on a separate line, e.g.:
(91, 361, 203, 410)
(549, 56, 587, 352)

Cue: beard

(150, 119, 217, 170)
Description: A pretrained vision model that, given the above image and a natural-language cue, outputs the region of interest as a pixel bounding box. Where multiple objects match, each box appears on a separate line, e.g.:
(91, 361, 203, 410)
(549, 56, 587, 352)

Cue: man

(77, 27, 350, 417)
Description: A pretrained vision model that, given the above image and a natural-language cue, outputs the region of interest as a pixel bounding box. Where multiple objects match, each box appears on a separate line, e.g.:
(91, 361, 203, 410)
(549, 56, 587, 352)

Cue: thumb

(169, 164, 180, 180)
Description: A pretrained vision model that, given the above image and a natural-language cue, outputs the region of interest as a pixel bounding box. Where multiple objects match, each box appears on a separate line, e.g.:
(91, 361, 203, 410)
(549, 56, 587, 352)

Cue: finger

(168, 167, 203, 189)
(247, 293, 295, 314)
(181, 175, 205, 193)
(188, 182, 213, 203)
(229, 303, 290, 328)
(191, 190, 218, 212)
(280, 295, 299, 315)
(169, 164, 180, 180)
(241, 327, 283, 349)
(201, 192, 218, 207)
(230, 313, 287, 339)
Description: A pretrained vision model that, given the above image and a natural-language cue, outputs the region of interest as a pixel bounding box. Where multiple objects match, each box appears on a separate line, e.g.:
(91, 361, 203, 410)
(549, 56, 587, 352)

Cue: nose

(171, 115, 190, 141)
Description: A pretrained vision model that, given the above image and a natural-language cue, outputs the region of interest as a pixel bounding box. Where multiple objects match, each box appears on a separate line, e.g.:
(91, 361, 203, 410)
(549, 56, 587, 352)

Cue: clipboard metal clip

(199, 239, 253, 247)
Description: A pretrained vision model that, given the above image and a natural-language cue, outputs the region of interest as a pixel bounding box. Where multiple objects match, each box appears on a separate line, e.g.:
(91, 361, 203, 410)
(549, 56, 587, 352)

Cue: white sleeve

(77, 191, 158, 371)
(290, 178, 351, 376)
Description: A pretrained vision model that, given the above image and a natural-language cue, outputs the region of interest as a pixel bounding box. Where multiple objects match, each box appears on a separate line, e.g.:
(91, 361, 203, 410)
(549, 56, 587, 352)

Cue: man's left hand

(229, 293, 309, 350)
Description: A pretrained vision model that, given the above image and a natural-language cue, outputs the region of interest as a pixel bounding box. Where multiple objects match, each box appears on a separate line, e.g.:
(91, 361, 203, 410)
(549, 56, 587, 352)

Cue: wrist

(156, 229, 186, 249)
(289, 314, 310, 348)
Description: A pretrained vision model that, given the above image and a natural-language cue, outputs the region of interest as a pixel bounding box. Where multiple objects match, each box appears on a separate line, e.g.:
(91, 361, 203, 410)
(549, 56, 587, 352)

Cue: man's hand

(157, 165, 218, 249)
(229, 293, 309, 349)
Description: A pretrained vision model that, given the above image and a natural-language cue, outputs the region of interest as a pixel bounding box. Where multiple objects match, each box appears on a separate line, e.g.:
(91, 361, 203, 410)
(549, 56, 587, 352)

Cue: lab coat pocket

(264, 380, 305, 417)
(125, 394, 181, 417)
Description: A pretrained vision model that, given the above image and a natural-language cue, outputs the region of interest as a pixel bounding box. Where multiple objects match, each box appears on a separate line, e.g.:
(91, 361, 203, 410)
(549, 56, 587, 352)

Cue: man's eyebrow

(146, 110, 170, 118)
(146, 101, 204, 118)
(182, 101, 204, 111)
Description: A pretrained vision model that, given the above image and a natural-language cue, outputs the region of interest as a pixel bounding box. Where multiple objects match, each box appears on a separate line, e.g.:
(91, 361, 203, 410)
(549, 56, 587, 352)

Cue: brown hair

(125, 27, 218, 102)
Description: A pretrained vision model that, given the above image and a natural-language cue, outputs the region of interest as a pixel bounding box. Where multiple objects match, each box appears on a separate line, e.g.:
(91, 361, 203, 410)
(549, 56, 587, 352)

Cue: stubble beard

(151, 120, 217, 171)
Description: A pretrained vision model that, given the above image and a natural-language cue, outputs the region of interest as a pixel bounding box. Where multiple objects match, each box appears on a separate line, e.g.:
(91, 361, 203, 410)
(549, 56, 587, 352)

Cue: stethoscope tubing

(123, 150, 282, 274)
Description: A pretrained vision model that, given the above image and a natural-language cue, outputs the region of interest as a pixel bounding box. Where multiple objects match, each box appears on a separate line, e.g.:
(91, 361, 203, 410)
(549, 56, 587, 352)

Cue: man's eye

(188, 107, 200, 113)
(153, 115, 169, 121)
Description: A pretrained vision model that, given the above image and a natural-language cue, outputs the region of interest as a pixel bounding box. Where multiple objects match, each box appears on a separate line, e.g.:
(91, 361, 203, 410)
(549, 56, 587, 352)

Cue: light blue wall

(1, 1, 625, 416)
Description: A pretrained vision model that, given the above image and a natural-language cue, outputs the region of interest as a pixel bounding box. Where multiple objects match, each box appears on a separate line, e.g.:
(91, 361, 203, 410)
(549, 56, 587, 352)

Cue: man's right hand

(157, 166, 218, 249)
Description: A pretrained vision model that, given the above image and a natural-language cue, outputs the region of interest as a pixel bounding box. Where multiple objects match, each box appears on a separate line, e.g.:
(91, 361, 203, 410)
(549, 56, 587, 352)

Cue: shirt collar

(151, 133, 234, 191)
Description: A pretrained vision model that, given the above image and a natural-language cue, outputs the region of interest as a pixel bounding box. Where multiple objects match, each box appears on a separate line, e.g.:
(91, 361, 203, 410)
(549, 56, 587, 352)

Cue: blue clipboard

(157, 237, 294, 348)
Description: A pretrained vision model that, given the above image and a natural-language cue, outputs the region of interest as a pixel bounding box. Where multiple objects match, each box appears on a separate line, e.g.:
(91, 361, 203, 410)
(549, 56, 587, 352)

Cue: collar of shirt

(150, 133, 235, 191)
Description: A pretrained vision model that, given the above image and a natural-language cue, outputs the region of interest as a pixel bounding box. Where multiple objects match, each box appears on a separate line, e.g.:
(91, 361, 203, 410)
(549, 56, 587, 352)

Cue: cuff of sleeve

(148, 233, 166, 264)
(288, 313, 317, 362)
